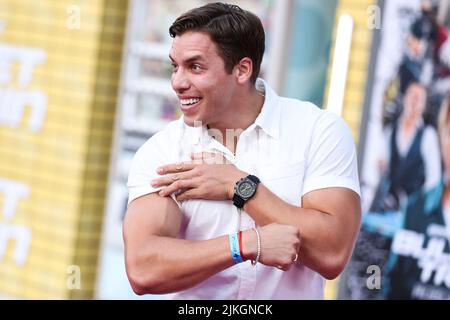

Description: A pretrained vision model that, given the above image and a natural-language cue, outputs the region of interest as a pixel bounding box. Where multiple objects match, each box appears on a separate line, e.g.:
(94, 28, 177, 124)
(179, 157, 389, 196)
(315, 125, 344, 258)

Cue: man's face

(169, 31, 236, 127)
(403, 84, 427, 119)
(407, 35, 426, 59)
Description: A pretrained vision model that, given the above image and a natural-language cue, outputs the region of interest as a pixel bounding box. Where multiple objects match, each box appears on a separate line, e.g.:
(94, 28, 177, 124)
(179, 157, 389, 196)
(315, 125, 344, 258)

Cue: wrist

(241, 229, 257, 261)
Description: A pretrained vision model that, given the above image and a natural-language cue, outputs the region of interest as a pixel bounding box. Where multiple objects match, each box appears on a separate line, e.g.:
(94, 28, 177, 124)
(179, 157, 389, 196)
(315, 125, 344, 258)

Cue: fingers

(175, 189, 199, 202)
(156, 152, 230, 175)
(191, 152, 231, 164)
(276, 264, 292, 272)
(158, 179, 198, 197)
(157, 161, 197, 175)
(156, 152, 230, 177)
(261, 223, 300, 271)
(152, 167, 200, 188)
(275, 254, 299, 271)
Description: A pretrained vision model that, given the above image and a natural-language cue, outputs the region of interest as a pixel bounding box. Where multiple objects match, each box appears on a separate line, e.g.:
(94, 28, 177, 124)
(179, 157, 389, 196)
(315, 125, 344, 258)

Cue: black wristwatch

(232, 175, 260, 209)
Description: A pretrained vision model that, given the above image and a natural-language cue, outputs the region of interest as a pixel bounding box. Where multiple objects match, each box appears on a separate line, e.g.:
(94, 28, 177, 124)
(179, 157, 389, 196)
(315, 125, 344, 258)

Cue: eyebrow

(169, 54, 205, 64)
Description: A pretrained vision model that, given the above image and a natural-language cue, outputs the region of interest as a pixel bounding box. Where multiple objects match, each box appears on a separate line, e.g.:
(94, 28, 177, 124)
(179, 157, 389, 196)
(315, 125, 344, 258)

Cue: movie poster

(340, 0, 450, 299)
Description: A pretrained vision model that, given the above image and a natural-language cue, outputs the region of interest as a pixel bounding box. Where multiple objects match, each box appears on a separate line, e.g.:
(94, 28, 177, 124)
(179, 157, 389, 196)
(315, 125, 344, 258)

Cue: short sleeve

(302, 112, 361, 196)
(127, 137, 182, 207)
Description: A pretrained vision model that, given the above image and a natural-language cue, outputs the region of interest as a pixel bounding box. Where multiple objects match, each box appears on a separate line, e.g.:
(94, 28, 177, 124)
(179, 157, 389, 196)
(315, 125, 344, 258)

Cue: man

(385, 95, 450, 299)
(123, 2, 361, 299)
(372, 82, 441, 212)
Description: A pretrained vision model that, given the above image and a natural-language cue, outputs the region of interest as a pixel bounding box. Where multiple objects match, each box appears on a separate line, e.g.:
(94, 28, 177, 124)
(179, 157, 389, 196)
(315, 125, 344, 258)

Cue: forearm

(243, 184, 357, 279)
(126, 231, 255, 294)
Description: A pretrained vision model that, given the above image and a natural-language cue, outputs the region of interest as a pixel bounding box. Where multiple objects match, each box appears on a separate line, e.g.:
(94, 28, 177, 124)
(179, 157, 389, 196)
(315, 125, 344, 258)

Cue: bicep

(123, 193, 182, 246)
(300, 187, 362, 277)
(302, 187, 361, 229)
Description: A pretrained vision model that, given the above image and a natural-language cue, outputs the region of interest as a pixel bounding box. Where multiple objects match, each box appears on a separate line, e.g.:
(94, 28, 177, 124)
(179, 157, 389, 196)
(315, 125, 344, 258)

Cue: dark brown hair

(169, 2, 265, 84)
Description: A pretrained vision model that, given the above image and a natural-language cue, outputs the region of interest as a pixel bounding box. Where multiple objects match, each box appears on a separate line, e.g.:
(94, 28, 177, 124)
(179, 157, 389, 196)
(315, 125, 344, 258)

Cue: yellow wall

(324, 0, 377, 299)
(324, 0, 377, 144)
(0, 0, 127, 299)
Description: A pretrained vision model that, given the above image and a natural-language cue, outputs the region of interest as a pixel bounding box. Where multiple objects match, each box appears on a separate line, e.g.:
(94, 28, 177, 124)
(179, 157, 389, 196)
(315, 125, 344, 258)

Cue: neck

(401, 115, 419, 129)
(207, 85, 265, 145)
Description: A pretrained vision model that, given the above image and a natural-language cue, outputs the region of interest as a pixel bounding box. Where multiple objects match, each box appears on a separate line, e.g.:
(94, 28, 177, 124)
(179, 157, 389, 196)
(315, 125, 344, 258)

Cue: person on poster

(122, 2, 361, 299)
(398, 14, 434, 96)
(371, 82, 441, 212)
(385, 95, 450, 300)
(341, 0, 448, 301)
(384, 2, 450, 128)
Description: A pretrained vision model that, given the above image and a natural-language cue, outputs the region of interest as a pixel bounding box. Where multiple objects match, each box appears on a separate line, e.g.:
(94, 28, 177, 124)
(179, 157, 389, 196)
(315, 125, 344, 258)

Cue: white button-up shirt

(127, 79, 360, 299)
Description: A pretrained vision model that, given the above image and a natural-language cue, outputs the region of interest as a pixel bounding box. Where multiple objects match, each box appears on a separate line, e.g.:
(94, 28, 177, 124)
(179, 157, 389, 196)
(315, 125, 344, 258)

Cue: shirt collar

(181, 78, 281, 148)
(253, 78, 281, 140)
(399, 115, 425, 129)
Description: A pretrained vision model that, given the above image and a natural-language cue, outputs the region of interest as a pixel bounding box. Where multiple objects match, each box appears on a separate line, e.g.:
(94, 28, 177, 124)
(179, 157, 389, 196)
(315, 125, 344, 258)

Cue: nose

(171, 69, 190, 94)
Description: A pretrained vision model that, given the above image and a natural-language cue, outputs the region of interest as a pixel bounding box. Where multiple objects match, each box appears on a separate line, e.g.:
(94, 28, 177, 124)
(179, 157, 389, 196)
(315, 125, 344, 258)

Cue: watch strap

(232, 193, 245, 209)
(247, 175, 260, 184)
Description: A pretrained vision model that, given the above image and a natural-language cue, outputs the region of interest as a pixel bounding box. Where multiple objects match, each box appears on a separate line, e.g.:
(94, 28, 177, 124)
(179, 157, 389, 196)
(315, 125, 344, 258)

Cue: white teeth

(180, 98, 201, 105)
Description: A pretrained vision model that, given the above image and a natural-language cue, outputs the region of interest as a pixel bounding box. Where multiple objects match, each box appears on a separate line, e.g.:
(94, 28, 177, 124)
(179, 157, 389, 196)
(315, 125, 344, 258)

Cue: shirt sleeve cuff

(128, 185, 182, 208)
(302, 176, 361, 197)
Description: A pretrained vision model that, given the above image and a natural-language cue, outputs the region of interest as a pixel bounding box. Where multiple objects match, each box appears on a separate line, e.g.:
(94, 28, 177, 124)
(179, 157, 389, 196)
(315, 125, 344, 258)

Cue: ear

(234, 57, 253, 84)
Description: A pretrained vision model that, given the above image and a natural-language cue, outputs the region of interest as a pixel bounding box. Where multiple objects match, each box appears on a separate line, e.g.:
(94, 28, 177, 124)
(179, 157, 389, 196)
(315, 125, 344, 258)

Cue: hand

(242, 223, 301, 271)
(151, 152, 247, 201)
(377, 159, 387, 173)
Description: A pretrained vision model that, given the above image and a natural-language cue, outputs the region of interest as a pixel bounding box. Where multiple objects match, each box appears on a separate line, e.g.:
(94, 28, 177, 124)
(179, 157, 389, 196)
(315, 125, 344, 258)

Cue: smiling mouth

(180, 98, 202, 110)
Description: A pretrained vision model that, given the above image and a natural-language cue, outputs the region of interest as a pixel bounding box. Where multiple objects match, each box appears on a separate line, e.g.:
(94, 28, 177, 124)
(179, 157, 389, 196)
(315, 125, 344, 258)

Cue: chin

(183, 115, 205, 127)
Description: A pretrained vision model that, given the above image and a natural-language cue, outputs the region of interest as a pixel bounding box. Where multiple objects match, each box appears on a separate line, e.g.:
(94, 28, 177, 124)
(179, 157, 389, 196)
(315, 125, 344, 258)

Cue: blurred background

(0, 0, 449, 299)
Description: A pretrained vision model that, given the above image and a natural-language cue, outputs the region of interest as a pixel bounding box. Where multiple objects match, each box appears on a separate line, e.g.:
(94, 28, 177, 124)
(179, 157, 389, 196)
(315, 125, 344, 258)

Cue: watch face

(238, 181, 255, 198)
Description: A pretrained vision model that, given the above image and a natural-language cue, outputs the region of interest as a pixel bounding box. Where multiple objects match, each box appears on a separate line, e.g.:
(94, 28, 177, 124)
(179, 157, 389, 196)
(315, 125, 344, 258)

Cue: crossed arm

(243, 182, 361, 279)
(123, 194, 236, 295)
(123, 154, 361, 295)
